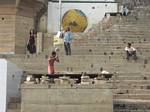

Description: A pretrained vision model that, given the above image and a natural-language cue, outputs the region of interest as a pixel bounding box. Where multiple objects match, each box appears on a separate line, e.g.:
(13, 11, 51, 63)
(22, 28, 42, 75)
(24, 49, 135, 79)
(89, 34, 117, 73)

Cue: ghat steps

(4, 6, 150, 112)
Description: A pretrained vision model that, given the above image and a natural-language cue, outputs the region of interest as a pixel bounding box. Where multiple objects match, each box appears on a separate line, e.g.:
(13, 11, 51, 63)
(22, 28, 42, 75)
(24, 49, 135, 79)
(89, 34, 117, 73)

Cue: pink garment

(48, 65, 55, 74)
(48, 55, 59, 74)
(48, 57, 56, 74)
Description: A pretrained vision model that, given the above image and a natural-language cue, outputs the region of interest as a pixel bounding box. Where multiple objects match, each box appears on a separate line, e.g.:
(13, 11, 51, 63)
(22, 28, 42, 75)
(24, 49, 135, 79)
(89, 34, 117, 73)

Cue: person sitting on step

(125, 43, 137, 60)
(122, 5, 129, 16)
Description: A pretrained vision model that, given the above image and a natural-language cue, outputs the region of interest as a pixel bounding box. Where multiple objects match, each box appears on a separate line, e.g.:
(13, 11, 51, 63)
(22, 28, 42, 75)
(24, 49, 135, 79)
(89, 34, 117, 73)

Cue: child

(48, 51, 59, 75)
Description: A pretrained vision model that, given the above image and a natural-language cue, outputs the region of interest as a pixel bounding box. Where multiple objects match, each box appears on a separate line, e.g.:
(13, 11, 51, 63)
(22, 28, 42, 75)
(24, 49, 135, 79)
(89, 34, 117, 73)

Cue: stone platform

(21, 81, 113, 112)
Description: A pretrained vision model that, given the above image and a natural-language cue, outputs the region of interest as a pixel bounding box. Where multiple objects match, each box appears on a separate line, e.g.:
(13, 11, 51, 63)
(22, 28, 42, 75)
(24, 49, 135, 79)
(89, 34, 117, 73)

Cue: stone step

(23, 57, 132, 63)
(22, 62, 147, 71)
(22, 65, 150, 75)
(7, 109, 20, 112)
(112, 29, 150, 33)
(14, 53, 149, 63)
(73, 38, 150, 43)
(70, 43, 150, 48)
(113, 24, 150, 28)
(115, 76, 150, 80)
(23, 62, 136, 73)
(114, 99, 150, 111)
(115, 72, 150, 76)
(114, 99, 150, 104)
(123, 21, 150, 24)
(67, 34, 149, 41)
(23, 63, 149, 72)
(9, 97, 21, 103)
(107, 31, 150, 35)
(114, 94, 150, 100)
(22, 56, 148, 65)
(14, 58, 142, 64)
(72, 40, 150, 46)
(114, 110, 150, 112)
(113, 80, 150, 85)
(114, 84, 150, 90)
(8, 103, 21, 109)
(101, 32, 150, 36)
(114, 89, 150, 94)
(14, 58, 150, 73)
(76, 33, 150, 39)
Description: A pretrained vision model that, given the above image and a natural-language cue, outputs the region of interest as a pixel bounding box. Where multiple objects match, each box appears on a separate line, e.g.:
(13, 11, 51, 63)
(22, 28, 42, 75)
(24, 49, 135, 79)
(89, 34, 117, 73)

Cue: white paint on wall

(0, 59, 22, 112)
(0, 59, 7, 112)
(48, 0, 117, 33)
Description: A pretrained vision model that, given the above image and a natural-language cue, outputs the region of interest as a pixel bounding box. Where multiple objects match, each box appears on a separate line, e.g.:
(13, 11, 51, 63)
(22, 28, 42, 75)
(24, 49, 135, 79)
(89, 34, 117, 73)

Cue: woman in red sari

(48, 51, 59, 75)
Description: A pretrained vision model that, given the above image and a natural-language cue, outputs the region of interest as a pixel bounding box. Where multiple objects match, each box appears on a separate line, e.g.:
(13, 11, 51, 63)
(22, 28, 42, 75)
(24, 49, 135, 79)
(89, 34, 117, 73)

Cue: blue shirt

(64, 31, 72, 43)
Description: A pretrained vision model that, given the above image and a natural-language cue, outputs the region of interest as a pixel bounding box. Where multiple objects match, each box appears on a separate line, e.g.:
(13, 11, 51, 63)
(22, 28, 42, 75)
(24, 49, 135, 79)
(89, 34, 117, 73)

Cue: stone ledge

(21, 83, 112, 89)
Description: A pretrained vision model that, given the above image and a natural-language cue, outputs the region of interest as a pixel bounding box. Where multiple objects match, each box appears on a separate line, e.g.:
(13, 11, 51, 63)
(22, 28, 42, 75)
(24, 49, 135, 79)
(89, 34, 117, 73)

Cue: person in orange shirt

(48, 51, 59, 75)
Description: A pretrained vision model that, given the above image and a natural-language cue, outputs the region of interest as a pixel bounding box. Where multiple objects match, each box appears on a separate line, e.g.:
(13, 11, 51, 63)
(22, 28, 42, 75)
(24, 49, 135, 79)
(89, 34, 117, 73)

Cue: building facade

(0, 0, 45, 54)
(48, 0, 118, 32)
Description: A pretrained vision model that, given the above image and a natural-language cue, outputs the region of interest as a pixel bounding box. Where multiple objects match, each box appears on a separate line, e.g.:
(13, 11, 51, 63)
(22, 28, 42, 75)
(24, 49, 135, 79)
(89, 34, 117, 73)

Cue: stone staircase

(5, 6, 150, 112)
(7, 97, 21, 112)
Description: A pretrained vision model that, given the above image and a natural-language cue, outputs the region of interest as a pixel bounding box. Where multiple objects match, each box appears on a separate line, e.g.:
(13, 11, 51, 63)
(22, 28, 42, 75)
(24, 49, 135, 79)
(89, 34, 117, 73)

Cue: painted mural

(62, 9, 88, 32)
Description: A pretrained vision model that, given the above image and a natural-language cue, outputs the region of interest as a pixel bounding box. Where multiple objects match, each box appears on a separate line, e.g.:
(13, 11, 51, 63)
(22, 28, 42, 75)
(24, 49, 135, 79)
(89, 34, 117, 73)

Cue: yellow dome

(62, 9, 88, 32)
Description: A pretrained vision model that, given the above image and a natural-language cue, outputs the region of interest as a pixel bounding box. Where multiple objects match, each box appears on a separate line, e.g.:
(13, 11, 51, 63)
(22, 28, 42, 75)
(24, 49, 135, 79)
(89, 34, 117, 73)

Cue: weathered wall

(21, 85, 113, 112)
(0, 0, 45, 54)
(15, 0, 40, 54)
(0, 3, 16, 54)
(0, 14, 15, 54)
(0, 59, 22, 112)
(15, 16, 34, 54)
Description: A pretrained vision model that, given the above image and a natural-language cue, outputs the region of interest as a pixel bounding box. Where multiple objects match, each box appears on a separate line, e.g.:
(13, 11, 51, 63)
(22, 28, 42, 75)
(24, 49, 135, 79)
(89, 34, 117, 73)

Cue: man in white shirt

(125, 43, 137, 60)
(122, 5, 129, 16)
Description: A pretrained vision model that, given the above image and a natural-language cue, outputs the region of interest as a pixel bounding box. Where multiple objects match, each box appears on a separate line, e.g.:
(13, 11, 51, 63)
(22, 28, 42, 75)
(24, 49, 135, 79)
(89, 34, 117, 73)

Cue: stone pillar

(39, 14, 47, 33)
(36, 32, 43, 54)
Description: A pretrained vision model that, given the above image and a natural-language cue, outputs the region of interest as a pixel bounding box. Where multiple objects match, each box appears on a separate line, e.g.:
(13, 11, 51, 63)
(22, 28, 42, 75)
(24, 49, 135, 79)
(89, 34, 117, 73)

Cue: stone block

(21, 85, 113, 112)
(36, 32, 43, 54)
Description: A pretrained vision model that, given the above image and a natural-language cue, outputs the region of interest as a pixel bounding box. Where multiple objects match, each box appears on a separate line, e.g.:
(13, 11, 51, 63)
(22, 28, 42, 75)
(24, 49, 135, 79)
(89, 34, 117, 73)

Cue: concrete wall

(7, 60, 23, 102)
(21, 84, 113, 112)
(0, 59, 23, 112)
(47, 0, 117, 33)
